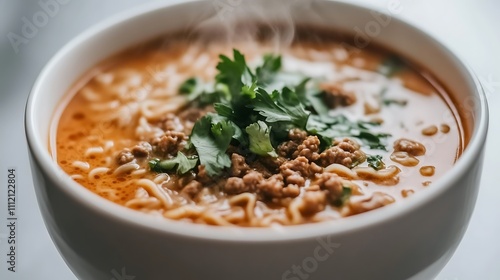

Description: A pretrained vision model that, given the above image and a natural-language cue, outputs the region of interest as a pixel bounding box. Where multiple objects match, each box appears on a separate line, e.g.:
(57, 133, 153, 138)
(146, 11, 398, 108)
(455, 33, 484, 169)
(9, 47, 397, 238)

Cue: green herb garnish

(333, 186, 352, 207)
(367, 155, 385, 170)
(177, 49, 391, 177)
(149, 152, 198, 174)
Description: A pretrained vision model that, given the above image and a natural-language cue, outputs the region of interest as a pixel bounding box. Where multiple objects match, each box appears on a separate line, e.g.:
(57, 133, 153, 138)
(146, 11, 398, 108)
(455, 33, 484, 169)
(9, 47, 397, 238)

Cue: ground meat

(282, 184, 301, 198)
(317, 138, 366, 168)
(312, 172, 343, 202)
(299, 191, 327, 216)
(277, 141, 298, 158)
(230, 153, 250, 177)
(258, 174, 286, 198)
(196, 165, 212, 184)
(393, 138, 426, 156)
(348, 192, 395, 214)
(224, 171, 264, 194)
(277, 129, 308, 157)
(259, 156, 287, 172)
(280, 156, 310, 178)
(289, 129, 308, 141)
(151, 130, 186, 155)
(292, 135, 321, 161)
(321, 82, 357, 108)
(131, 141, 152, 158)
(181, 180, 201, 198)
(116, 149, 134, 165)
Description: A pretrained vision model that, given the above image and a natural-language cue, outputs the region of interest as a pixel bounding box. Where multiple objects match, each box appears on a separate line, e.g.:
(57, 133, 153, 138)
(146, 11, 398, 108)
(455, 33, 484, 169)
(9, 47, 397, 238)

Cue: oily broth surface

(54, 35, 463, 225)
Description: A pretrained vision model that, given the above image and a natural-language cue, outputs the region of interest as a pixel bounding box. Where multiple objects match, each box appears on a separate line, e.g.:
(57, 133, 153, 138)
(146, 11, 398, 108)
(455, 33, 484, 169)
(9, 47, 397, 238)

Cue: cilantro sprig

(174, 49, 391, 177)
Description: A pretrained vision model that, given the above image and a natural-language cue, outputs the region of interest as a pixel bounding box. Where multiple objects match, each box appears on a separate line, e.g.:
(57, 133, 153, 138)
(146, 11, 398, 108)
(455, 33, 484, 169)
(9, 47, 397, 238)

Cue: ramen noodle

(52, 27, 466, 227)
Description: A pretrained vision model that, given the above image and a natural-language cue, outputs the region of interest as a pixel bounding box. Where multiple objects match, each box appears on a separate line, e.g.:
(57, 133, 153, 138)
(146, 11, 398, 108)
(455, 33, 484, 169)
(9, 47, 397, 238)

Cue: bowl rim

(25, 0, 489, 242)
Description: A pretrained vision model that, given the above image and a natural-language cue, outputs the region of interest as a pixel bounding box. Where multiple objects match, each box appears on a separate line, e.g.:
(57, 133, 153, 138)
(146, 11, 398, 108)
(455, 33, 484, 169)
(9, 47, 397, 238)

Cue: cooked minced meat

(277, 129, 308, 157)
(181, 180, 202, 198)
(151, 130, 186, 155)
(299, 191, 327, 216)
(317, 138, 366, 167)
(312, 172, 343, 203)
(292, 135, 321, 161)
(230, 153, 250, 177)
(116, 149, 134, 165)
(131, 141, 152, 158)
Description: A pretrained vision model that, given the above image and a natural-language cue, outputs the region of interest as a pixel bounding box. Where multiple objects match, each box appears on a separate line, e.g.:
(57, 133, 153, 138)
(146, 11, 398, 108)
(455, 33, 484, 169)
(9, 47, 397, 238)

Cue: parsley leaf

(367, 155, 385, 170)
(255, 54, 282, 86)
(216, 49, 254, 102)
(148, 152, 198, 174)
(245, 121, 278, 157)
(332, 186, 352, 206)
(253, 87, 309, 128)
(189, 114, 234, 176)
(308, 114, 390, 151)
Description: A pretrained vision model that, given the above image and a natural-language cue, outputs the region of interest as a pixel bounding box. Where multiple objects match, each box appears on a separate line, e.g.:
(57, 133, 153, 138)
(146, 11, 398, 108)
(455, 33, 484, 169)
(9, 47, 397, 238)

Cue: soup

(52, 27, 465, 227)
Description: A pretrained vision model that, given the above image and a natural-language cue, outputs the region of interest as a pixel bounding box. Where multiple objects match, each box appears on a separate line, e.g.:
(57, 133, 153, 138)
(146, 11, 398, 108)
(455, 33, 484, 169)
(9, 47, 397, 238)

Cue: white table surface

(0, 0, 499, 279)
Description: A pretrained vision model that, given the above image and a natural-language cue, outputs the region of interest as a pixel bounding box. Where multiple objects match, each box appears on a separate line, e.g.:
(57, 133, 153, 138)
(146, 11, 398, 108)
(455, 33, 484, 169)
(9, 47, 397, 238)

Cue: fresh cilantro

(255, 54, 282, 86)
(253, 87, 309, 128)
(367, 155, 385, 170)
(245, 121, 278, 157)
(189, 114, 234, 176)
(179, 78, 226, 105)
(332, 186, 352, 207)
(174, 49, 393, 177)
(148, 152, 198, 174)
(216, 49, 255, 102)
(383, 99, 408, 106)
(308, 114, 390, 151)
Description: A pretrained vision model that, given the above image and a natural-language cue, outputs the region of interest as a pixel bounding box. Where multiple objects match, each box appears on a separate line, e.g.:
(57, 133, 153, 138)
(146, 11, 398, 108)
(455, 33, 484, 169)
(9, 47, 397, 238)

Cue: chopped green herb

(255, 54, 282, 86)
(333, 186, 352, 206)
(383, 99, 408, 106)
(245, 121, 278, 157)
(177, 49, 392, 177)
(149, 152, 198, 174)
(189, 114, 234, 176)
(367, 155, 385, 170)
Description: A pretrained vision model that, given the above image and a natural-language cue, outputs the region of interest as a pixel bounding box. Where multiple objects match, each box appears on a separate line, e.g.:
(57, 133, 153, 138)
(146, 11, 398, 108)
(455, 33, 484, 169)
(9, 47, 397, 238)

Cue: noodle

(54, 29, 464, 227)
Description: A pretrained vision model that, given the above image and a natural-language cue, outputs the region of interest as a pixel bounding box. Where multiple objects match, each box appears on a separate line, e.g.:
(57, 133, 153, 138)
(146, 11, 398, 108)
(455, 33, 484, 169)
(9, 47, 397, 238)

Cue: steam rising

(188, 0, 324, 51)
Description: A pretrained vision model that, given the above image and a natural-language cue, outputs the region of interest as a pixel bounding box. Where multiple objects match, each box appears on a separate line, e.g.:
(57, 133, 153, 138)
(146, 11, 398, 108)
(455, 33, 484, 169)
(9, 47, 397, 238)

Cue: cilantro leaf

(189, 115, 233, 176)
(245, 121, 278, 157)
(148, 152, 198, 174)
(367, 155, 385, 170)
(216, 49, 255, 101)
(253, 87, 309, 128)
(255, 54, 282, 86)
(332, 186, 352, 206)
(179, 77, 226, 105)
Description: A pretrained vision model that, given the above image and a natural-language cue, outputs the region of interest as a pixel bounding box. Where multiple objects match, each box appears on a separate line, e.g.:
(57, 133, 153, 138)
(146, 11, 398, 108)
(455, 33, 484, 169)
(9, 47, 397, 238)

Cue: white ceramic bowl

(25, 1, 488, 279)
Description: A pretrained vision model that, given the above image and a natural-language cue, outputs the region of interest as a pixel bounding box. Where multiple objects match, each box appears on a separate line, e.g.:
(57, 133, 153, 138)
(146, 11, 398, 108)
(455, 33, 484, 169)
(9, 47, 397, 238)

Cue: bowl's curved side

(27, 144, 485, 280)
(25, 0, 488, 279)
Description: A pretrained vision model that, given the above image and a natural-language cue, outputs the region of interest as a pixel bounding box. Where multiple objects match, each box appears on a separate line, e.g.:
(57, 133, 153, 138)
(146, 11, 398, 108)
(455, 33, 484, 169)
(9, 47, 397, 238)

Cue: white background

(0, 0, 499, 279)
